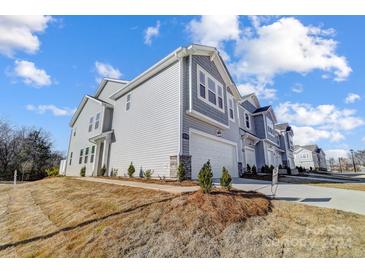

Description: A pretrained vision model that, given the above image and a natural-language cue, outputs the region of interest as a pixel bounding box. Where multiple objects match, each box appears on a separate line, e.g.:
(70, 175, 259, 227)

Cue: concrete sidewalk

(231, 178, 365, 215)
(76, 177, 200, 194)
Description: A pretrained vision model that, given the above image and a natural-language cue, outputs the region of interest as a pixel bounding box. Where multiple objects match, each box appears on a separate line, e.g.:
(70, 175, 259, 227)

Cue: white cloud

(345, 92, 360, 104)
(95, 61, 122, 82)
(13, 60, 52, 87)
(26, 104, 75, 116)
(276, 101, 364, 145)
(0, 15, 52, 57)
(325, 149, 349, 160)
(292, 126, 344, 145)
(187, 15, 240, 60)
(232, 17, 351, 83)
(291, 83, 304, 93)
(144, 21, 160, 45)
(276, 101, 364, 131)
(237, 82, 276, 100)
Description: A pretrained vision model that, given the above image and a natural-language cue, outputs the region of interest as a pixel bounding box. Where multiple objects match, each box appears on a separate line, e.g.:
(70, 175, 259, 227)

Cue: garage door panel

(190, 132, 237, 179)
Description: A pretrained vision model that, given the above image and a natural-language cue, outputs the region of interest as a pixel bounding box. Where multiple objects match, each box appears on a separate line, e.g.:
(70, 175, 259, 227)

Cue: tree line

(0, 119, 64, 181)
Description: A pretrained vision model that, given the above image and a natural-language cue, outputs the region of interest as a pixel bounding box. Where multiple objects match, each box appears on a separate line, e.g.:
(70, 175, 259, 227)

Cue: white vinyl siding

(197, 65, 224, 112)
(109, 61, 180, 178)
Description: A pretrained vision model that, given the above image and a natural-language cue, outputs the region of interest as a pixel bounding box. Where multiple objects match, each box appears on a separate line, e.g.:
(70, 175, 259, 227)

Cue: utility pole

(350, 149, 356, 172)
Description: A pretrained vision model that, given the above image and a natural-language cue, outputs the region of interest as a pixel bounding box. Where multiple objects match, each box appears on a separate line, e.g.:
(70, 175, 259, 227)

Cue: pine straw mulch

(98, 176, 198, 186)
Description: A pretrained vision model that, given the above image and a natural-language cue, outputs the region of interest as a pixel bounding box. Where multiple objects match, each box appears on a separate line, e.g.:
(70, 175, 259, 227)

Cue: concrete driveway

(230, 178, 365, 215)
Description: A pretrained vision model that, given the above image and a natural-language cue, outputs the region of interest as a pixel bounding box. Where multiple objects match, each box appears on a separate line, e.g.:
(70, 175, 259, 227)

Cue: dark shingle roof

(253, 105, 271, 113)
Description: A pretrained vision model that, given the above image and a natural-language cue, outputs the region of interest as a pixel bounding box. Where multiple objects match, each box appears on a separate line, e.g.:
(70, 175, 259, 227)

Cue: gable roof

(109, 44, 242, 101)
(253, 106, 271, 113)
(240, 93, 260, 109)
(69, 95, 113, 127)
(94, 78, 129, 99)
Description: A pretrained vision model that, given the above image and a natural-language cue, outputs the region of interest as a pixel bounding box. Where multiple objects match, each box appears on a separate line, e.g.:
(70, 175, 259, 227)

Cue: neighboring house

(294, 145, 328, 171)
(65, 44, 294, 179)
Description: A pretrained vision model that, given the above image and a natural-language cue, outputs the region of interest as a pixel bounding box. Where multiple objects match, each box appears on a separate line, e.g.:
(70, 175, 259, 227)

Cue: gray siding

(238, 106, 256, 136)
(181, 55, 242, 162)
(255, 142, 266, 168)
(254, 115, 266, 139)
(191, 55, 229, 126)
(240, 100, 256, 113)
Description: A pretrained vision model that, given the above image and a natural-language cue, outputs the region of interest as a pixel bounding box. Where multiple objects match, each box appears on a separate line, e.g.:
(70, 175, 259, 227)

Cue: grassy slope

(0, 177, 364, 257)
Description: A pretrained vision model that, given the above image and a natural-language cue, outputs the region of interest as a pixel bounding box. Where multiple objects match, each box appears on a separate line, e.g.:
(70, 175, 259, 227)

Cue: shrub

(80, 166, 86, 177)
(46, 166, 59, 177)
(286, 167, 292, 175)
(298, 166, 304, 173)
(261, 166, 265, 173)
(278, 164, 283, 169)
(110, 168, 118, 177)
(246, 164, 251, 173)
(220, 166, 232, 191)
(177, 162, 186, 182)
(100, 165, 106, 176)
(128, 162, 135, 177)
(252, 165, 257, 175)
(198, 160, 213, 194)
(269, 165, 274, 173)
(143, 169, 154, 179)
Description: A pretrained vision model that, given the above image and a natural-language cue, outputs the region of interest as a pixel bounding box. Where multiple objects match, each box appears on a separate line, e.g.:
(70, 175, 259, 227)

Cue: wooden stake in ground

(13, 170, 17, 185)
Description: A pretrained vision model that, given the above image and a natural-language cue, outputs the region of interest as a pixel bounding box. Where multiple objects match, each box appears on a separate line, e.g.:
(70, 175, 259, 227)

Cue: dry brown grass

(310, 183, 365, 192)
(99, 176, 198, 186)
(0, 177, 364, 257)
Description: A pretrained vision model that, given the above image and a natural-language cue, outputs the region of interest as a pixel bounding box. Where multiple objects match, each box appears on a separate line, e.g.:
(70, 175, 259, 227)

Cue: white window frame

(227, 93, 235, 122)
(125, 93, 131, 111)
(266, 117, 275, 137)
(94, 112, 101, 130)
(90, 145, 95, 163)
(197, 65, 225, 113)
(79, 149, 83, 164)
(88, 117, 93, 132)
(69, 152, 73, 166)
(245, 112, 250, 129)
(84, 147, 89, 164)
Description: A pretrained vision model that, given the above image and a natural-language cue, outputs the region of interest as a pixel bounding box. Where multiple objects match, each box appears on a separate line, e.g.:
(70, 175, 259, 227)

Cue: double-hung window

(199, 71, 206, 98)
(95, 113, 100, 130)
(84, 147, 89, 164)
(197, 65, 224, 112)
(126, 94, 131, 111)
(245, 113, 250, 128)
(79, 149, 83, 164)
(88, 117, 93, 132)
(207, 77, 217, 105)
(90, 146, 95, 163)
(228, 97, 234, 121)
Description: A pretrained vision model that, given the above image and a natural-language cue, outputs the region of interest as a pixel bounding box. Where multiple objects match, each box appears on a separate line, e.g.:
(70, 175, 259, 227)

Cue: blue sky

(0, 16, 364, 159)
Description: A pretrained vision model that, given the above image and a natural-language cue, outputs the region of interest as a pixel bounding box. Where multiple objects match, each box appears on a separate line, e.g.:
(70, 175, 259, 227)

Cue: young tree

(198, 160, 213, 193)
(220, 166, 232, 191)
(128, 162, 135, 177)
(177, 162, 185, 182)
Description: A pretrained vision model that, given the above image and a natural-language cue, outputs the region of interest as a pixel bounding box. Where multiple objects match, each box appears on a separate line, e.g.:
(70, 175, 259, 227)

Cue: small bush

(177, 162, 186, 182)
(46, 166, 59, 177)
(246, 164, 251, 173)
(261, 166, 265, 173)
(80, 166, 86, 177)
(100, 165, 106, 176)
(269, 165, 274, 173)
(143, 169, 154, 179)
(278, 164, 283, 169)
(298, 166, 304, 173)
(128, 162, 135, 178)
(198, 160, 213, 193)
(286, 167, 292, 175)
(252, 165, 257, 175)
(220, 166, 232, 191)
(110, 168, 118, 177)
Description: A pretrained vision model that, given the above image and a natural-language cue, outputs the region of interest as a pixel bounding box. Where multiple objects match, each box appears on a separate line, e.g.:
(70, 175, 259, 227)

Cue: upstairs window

(229, 98, 234, 121)
(88, 117, 93, 132)
(79, 149, 83, 164)
(126, 94, 131, 111)
(217, 86, 223, 109)
(84, 147, 89, 164)
(266, 117, 275, 136)
(95, 113, 100, 129)
(245, 113, 250, 129)
(199, 71, 206, 98)
(197, 65, 225, 113)
(207, 77, 216, 105)
(69, 152, 73, 165)
(90, 146, 95, 163)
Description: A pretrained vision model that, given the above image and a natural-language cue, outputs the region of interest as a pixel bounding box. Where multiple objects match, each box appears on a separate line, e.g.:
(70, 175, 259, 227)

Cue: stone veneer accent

(169, 156, 178, 178)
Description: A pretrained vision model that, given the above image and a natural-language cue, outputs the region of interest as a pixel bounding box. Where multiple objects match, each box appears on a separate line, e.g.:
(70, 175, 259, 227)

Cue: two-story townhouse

(294, 144, 327, 171)
(275, 123, 295, 169)
(65, 44, 294, 179)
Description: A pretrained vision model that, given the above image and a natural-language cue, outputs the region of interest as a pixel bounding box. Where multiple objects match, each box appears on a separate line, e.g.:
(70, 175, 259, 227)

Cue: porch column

(101, 135, 111, 175)
(92, 141, 102, 176)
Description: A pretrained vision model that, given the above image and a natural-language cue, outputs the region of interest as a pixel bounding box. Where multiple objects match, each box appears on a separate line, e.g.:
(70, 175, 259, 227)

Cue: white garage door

(190, 131, 238, 179)
(245, 148, 256, 167)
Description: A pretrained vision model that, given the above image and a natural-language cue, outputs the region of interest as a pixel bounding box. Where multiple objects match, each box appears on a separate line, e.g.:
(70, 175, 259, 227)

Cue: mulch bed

(97, 176, 198, 187)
